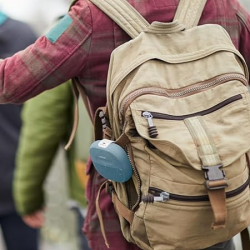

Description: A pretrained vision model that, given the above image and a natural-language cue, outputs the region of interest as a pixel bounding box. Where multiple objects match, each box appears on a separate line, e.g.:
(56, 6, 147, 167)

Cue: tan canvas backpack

(70, 0, 250, 249)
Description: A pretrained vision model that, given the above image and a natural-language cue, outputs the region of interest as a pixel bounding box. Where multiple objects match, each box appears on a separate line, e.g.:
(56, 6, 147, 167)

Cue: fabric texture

(0, 0, 248, 249)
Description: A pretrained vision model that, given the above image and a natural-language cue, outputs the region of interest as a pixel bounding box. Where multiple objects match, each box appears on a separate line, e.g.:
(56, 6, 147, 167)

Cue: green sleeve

(14, 82, 73, 215)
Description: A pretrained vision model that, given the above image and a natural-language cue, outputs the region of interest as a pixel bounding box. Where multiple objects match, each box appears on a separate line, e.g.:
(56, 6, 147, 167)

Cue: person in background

(14, 81, 92, 250)
(0, 11, 38, 250)
(0, 0, 249, 250)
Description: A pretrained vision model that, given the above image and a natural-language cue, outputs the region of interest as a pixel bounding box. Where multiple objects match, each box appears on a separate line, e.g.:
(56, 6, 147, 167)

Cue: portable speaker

(89, 139, 133, 182)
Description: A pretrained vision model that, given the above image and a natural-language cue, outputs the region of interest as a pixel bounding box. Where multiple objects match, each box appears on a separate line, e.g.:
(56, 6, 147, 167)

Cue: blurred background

(0, 0, 249, 250)
(0, 0, 71, 35)
(241, 0, 250, 9)
(0, 1, 92, 250)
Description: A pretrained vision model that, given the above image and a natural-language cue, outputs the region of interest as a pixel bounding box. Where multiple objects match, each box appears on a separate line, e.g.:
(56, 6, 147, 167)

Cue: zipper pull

(142, 192, 169, 203)
(142, 111, 158, 138)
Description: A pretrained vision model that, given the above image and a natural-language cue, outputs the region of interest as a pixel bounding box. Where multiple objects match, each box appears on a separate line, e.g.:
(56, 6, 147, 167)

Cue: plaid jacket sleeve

(237, 2, 250, 70)
(0, 0, 92, 104)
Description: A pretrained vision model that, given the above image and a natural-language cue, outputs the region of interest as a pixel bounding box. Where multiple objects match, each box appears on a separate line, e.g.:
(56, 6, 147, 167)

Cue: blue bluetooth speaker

(89, 139, 133, 182)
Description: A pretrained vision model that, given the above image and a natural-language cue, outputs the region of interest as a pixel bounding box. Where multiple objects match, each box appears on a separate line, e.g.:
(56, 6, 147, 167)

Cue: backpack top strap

(89, 0, 149, 38)
(174, 0, 207, 29)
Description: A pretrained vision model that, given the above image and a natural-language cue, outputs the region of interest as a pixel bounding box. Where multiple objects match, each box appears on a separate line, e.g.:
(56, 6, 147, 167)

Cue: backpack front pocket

(137, 166, 250, 250)
(140, 185, 250, 250)
(122, 74, 250, 249)
(127, 75, 250, 173)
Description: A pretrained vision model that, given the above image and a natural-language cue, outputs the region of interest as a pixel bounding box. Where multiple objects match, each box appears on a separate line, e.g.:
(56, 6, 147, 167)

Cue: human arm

(13, 82, 74, 224)
(0, 0, 92, 104)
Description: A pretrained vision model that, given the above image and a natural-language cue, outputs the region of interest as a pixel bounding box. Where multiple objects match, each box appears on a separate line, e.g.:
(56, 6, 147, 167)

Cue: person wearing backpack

(0, 0, 249, 250)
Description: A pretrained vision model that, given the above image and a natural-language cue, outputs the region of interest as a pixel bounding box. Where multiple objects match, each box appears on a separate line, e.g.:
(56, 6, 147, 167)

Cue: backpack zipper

(143, 177, 250, 203)
(141, 94, 242, 138)
(120, 73, 248, 117)
(126, 144, 141, 210)
(142, 94, 242, 121)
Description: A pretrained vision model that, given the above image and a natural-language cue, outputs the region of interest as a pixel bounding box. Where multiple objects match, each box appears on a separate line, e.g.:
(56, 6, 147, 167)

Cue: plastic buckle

(202, 164, 228, 190)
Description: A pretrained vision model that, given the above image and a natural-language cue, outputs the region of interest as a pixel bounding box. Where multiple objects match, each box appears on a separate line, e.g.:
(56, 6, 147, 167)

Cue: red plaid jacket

(0, 0, 250, 249)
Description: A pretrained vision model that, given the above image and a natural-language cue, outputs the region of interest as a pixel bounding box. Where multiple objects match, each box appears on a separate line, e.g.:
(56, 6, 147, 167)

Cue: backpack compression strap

(184, 117, 227, 229)
(89, 0, 149, 38)
(174, 0, 207, 29)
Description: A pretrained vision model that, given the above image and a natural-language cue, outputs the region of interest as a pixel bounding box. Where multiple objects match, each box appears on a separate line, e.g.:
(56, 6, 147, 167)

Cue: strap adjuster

(202, 164, 228, 190)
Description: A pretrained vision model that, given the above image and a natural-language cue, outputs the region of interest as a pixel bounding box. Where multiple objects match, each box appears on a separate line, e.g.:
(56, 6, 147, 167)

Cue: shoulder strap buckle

(202, 164, 228, 190)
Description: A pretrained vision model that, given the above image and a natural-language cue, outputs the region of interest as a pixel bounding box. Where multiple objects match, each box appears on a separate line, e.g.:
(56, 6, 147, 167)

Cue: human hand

(22, 210, 44, 228)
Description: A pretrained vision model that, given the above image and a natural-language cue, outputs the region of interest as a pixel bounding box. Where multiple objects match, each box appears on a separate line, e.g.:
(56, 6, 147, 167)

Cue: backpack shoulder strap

(89, 0, 149, 38)
(174, 0, 207, 29)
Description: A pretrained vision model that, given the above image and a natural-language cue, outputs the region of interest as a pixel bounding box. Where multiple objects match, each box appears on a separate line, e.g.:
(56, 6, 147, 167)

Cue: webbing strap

(96, 181, 110, 248)
(207, 189, 227, 230)
(111, 191, 134, 224)
(74, 79, 94, 122)
(174, 0, 207, 29)
(184, 117, 227, 229)
(64, 81, 80, 150)
(184, 117, 221, 167)
(96, 181, 134, 249)
(89, 0, 149, 38)
(65, 78, 93, 150)
(115, 133, 130, 148)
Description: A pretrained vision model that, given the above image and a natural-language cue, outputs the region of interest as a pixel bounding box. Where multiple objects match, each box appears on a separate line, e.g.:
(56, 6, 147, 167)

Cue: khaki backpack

(71, 0, 250, 249)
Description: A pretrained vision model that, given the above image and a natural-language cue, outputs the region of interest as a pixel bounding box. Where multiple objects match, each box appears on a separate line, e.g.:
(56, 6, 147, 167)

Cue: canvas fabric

(89, 0, 250, 250)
